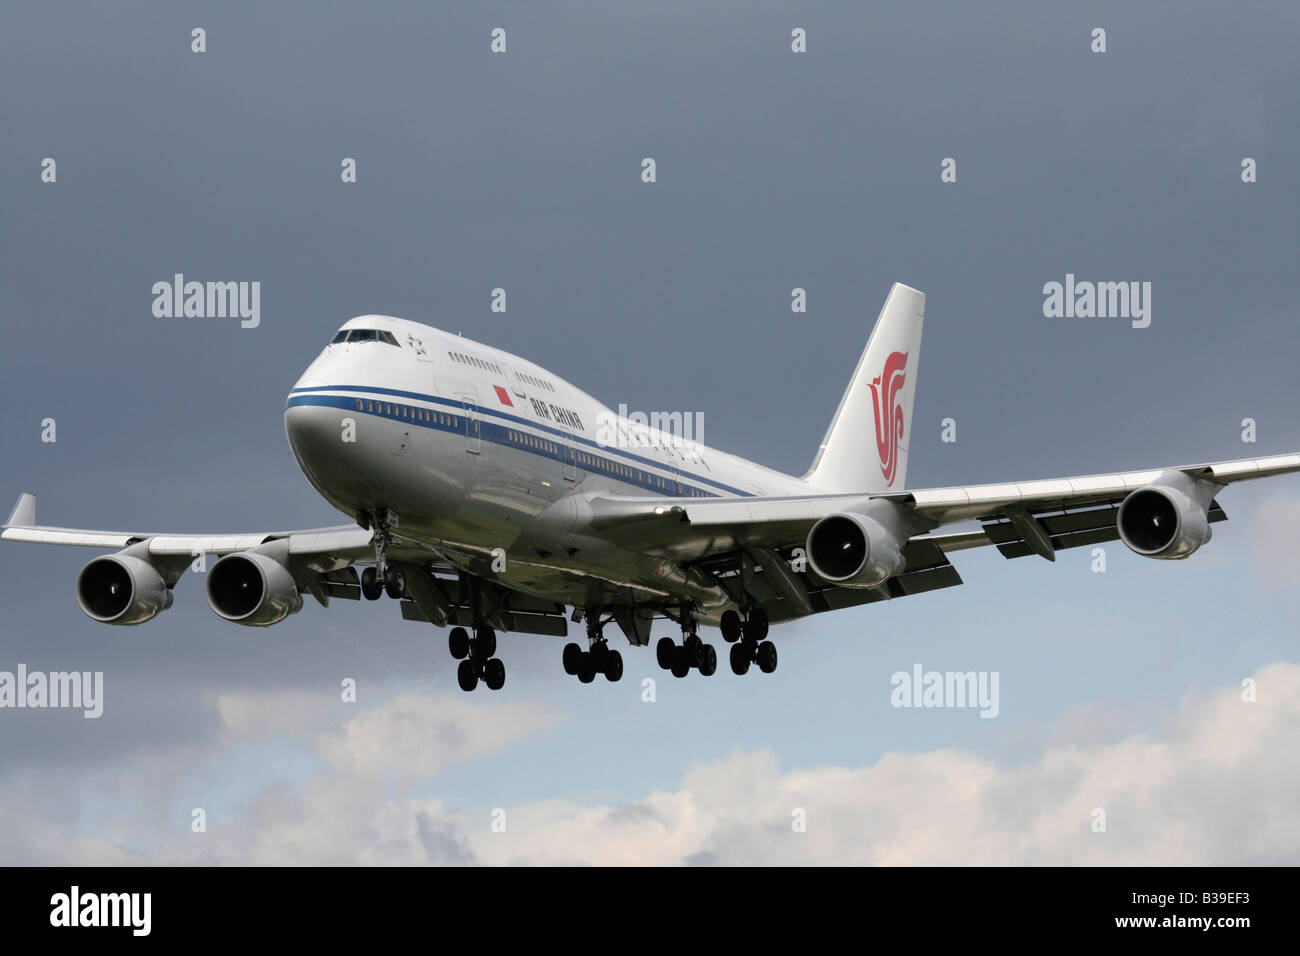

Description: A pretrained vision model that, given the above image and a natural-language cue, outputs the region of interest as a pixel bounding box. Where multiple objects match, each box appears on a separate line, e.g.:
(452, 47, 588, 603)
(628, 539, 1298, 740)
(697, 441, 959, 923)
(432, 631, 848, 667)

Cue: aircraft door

(563, 436, 577, 482)
(458, 389, 481, 454)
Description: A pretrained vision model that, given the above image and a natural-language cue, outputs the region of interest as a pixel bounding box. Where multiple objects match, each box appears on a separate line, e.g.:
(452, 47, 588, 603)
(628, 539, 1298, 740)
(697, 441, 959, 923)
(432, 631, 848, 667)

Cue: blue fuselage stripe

(286, 388, 754, 498)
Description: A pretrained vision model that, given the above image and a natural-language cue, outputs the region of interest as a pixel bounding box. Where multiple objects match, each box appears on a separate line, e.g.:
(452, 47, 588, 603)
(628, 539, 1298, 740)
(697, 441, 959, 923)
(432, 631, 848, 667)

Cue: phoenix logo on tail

(868, 350, 908, 487)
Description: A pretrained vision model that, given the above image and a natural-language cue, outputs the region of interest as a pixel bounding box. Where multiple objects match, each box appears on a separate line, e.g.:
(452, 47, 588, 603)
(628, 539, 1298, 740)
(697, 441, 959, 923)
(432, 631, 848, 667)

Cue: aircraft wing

(1, 493, 379, 560)
(586, 451, 1300, 561)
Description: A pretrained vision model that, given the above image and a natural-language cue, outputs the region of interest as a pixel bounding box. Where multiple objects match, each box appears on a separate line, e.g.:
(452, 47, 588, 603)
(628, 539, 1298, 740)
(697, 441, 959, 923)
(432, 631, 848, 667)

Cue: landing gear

(656, 610, 717, 678)
(563, 613, 623, 683)
(383, 567, 405, 599)
(728, 606, 777, 675)
(360, 507, 405, 601)
(449, 623, 504, 692)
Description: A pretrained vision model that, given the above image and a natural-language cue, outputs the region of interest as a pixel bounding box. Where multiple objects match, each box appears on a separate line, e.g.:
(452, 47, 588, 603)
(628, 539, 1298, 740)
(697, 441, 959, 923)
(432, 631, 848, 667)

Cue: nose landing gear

(359, 508, 405, 601)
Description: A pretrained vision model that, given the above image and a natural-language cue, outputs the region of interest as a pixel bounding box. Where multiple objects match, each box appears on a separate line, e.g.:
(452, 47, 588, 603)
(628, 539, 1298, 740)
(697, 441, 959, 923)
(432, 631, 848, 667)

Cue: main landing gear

(359, 507, 405, 601)
(449, 625, 506, 692)
(656, 611, 718, 679)
(562, 613, 623, 683)
(720, 606, 777, 675)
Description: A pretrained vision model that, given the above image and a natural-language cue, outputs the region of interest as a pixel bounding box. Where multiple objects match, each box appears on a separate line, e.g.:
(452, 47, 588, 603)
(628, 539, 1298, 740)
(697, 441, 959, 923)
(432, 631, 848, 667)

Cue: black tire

(577, 653, 596, 683)
(604, 650, 623, 682)
(670, 647, 690, 679)
(383, 566, 405, 599)
(699, 644, 717, 677)
(656, 637, 676, 670)
(562, 642, 583, 675)
(484, 658, 505, 691)
(730, 642, 751, 676)
(457, 659, 478, 692)
(686, 635, 706, 667)
(756, 640, 778, 674)
(475, 627, 497, 659)
(743, 607, 769, 642)
(360, 566, 383, 601)
(448, 626, 470, 659)
(720, 609, 742, 643)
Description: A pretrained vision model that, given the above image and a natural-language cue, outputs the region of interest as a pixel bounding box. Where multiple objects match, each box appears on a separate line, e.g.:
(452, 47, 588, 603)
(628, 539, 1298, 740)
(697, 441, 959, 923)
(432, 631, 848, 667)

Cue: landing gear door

(563, 436, 577, 483)
(458, 389, 481, 454)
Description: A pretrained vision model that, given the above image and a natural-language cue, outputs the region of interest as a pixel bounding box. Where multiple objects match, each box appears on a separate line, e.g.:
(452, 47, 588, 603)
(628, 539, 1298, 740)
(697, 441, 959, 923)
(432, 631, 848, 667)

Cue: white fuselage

(283, 315, 811, 614)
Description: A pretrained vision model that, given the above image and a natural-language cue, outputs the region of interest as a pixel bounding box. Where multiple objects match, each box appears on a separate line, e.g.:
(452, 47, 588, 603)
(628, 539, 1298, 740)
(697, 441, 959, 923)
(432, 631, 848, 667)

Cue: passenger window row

(519, 371, 555, 393)
(355, 398, 457, 428)
(449, 351, 503, 376)
(506, 429, 558, 456)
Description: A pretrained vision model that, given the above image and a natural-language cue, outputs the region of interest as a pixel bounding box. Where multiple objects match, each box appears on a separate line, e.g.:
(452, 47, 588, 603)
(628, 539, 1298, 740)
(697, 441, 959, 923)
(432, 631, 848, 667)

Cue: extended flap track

(692, 540, 964, 625)
(980, 500, 1228, 560)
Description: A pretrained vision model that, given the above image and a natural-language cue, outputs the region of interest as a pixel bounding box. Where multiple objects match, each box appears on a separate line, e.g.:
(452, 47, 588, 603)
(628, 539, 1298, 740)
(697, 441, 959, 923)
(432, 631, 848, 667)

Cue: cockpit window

(331, 329, 400, 347)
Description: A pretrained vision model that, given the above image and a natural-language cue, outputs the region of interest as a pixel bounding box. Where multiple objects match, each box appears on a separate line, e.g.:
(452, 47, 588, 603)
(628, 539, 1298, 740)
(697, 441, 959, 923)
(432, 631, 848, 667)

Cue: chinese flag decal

(494, 385, 514, 407)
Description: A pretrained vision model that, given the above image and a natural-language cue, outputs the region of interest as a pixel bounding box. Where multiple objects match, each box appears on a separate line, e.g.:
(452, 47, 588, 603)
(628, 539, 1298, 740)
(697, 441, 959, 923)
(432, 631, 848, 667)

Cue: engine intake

(806, 511, 906, 588)
(75, 554, 173, 625)
(1117, 475, 1212, 560)
(206, 552, 302, 626)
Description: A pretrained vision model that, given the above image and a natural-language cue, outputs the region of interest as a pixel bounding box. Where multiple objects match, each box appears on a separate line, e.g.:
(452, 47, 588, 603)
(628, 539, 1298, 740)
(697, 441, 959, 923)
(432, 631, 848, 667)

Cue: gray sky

(2, 0, 1299, 863)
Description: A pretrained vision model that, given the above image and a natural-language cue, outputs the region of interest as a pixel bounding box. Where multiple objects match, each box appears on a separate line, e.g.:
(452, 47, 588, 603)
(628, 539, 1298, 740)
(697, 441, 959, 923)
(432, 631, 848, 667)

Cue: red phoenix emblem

(868, 351, 908, 487)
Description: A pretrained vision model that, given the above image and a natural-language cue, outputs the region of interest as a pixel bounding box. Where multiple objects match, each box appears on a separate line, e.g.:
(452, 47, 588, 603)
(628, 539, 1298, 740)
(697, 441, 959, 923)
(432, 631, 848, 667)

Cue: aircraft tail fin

(803, 283, 925, 493)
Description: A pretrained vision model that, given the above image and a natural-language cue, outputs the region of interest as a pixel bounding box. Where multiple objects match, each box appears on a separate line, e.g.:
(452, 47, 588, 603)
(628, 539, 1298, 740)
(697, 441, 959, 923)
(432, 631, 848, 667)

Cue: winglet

(5, 493, 36, 528)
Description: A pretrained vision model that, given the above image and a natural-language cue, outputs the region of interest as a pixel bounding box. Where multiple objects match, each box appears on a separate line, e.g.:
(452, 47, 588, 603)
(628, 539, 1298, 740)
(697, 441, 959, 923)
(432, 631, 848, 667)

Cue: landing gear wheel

(730, 642, 751, 675)
(670, 648, 690, 679)
(685, 635, 706, 667)
(743, 607, 769, 642)
(577, 654, 597, 683)
(484, 658, 506, 691)
(756, 640, 778, 674)
(656, 637, 676, 670)
(720, 609, 742, 643)
(698, 644, 717, 677)
(361, 566, 383, 601)
(448, 627, 470, 660)
(383, 567, 405, 599)
(562, 642, 583, 675)
(603, 650, 623, 682)
(474, 627, 497, 659)
(457, 659, 478, 692)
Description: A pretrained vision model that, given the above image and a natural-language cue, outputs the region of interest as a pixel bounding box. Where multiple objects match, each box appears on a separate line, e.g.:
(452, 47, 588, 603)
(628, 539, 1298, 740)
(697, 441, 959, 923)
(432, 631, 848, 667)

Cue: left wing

(583, 452, 1300, 621)
(587, 452, 1300, 557)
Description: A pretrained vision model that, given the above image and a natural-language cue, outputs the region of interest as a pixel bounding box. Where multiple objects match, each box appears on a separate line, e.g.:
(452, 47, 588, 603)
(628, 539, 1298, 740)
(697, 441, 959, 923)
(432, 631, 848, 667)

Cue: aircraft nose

(284, 390, 343, 488)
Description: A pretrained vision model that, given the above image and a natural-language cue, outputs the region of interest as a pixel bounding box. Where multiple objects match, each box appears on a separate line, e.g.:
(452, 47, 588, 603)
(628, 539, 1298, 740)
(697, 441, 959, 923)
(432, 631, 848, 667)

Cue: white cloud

(2, 664, 1297, 865)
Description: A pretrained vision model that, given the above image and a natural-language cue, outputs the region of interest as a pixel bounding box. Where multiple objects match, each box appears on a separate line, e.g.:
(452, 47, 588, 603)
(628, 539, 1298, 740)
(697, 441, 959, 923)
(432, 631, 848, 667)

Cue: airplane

(5, 283, 1299, 692)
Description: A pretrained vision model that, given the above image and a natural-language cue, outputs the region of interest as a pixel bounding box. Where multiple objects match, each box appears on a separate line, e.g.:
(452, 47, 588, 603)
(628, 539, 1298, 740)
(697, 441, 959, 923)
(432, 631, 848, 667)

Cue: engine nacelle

(206, 551, 303, 626)
(806, 511, 906, 588)
(75, 554, 174, 625)
(1117, 473, 1213, 560)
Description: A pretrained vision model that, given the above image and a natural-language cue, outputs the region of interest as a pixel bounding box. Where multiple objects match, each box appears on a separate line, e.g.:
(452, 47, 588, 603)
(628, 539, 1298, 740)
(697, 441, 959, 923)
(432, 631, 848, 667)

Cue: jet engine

(806, 510, 906, 588)
(1117, 472, 1215, 560)
(206, 551, 303, 626)
(75, 554, 174, 625)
